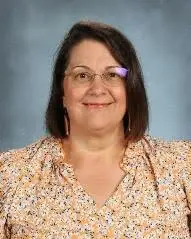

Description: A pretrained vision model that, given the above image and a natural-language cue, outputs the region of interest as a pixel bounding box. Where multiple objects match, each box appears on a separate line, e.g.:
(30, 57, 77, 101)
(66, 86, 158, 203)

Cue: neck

(63, 124, 126, 168)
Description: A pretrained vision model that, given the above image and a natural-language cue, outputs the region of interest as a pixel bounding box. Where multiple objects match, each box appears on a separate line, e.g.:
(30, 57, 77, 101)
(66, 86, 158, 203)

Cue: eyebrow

(70, 65, 122, 71)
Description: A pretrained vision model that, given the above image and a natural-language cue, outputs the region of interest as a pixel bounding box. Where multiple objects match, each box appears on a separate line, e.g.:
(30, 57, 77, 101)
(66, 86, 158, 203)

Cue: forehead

(68, 39, 120, 70)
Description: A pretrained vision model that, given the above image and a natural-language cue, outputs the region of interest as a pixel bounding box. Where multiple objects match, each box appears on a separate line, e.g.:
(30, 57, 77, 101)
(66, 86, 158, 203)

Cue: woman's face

(63, 39, 127, 134)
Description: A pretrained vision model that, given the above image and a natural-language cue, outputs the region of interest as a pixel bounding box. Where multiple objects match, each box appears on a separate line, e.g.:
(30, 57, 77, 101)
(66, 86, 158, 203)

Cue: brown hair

(45, 21, 149, 142)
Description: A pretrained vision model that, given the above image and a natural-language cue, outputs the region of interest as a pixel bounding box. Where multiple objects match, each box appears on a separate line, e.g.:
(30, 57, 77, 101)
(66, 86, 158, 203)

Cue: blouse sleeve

(170, 140, 191, 211)
(151, 137, 191, 211)
(182, 142, 191, 211)
(181, 141, 191, 232)
(0, 148, 28, 238)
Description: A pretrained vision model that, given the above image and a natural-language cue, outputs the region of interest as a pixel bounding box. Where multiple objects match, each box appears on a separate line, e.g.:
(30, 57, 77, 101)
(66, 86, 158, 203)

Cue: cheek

(113, 87, 127, 108)
(63, 81, 74, 108)
(63, 84, 86, 109)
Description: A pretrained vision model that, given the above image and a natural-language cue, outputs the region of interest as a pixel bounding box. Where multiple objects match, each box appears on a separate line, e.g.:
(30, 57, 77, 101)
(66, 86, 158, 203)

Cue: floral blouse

(0, 135, 190, 238)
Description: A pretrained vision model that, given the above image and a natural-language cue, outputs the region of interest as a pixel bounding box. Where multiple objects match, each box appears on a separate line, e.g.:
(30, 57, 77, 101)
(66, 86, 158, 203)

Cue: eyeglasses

(64, 66, 128, 87)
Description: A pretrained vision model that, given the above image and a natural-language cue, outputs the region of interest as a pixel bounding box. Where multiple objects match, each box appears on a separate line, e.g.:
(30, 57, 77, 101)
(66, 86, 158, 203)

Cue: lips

(83, 103, 111, 105)
(83, 102, 113, 108)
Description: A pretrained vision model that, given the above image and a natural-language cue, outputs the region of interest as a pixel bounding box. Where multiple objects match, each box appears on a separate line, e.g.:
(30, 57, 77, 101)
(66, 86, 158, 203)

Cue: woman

(0, 21, 190, 238)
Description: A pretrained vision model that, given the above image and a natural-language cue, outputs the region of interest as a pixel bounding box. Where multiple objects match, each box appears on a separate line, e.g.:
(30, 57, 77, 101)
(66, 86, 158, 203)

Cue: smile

(83, 103, 113, 108)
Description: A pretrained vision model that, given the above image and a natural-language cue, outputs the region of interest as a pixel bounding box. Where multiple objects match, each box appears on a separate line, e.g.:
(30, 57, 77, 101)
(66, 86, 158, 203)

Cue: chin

(86, 122, 120, 133)
(87, 124, 108, 131)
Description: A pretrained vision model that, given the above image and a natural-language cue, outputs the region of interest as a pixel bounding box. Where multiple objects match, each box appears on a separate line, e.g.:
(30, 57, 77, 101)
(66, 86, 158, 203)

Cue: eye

(106, 67, 128, 80)
(108, 72, 117, 78)
(74, 72, 91, 81)
(105, 71, 121, 80)
(79, 73, 87, 78)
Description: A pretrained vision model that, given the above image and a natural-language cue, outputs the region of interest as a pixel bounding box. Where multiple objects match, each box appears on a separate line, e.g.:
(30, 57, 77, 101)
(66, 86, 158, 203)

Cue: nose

(88, 74, 107, 96)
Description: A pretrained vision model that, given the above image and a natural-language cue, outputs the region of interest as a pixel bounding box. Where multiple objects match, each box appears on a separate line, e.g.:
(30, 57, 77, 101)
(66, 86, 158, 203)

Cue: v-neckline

(57, 162, 139, 213)
(73, 167, 127, 210)
(55, 137, 143, 212)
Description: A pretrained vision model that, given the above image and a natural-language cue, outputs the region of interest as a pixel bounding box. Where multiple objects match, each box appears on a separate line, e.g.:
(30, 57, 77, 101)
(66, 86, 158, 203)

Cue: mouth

(82, 103, 113, 108)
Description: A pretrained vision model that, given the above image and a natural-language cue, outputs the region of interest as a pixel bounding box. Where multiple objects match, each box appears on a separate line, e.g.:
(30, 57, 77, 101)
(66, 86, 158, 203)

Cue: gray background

(0, 0, 190, 151)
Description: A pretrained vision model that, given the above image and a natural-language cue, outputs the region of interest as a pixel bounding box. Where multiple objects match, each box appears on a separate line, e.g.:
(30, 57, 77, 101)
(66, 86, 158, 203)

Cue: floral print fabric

(0, 135, 190, 238)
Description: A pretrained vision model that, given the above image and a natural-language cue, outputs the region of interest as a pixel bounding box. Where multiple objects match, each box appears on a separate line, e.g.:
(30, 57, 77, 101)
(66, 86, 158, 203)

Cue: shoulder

(144, 134, 190, 159)
(0, 136, 59, 191)
(0, 136, 46, 168)
(0, 135, 60, 162)
(143, 134, 190, 176)
(143, 135, 191, 211)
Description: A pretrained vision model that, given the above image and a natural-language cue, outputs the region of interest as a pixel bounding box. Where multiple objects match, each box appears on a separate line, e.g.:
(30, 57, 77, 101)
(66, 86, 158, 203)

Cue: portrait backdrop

(0, 0, 190, 150)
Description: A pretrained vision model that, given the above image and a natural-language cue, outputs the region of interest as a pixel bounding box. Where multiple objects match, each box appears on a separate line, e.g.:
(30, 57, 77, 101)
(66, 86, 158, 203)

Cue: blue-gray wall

(0, 0, 190, 151)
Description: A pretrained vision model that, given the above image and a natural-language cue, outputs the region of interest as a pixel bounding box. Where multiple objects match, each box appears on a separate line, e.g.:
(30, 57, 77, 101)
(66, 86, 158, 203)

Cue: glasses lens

(71, 69, 93, 85)
(66, 66, 128, 87)
(103, 67, 128, 85)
